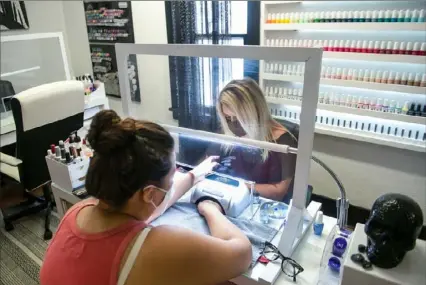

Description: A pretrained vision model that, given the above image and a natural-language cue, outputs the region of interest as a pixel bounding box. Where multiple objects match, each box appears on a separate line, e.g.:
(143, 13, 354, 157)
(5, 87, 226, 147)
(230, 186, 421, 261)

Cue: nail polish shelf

(272, 114, 426, 153)
(324, 52, 424, 65)
(266, 97, 426, 125)
(264, 22, 426, 31)
(263, 73, 426, 95)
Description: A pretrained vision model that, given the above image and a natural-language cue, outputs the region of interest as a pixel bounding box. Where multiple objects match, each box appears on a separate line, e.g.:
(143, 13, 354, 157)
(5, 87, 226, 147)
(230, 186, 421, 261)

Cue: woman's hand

(197, 200, 224, 217)
(190, 156, 219, 183)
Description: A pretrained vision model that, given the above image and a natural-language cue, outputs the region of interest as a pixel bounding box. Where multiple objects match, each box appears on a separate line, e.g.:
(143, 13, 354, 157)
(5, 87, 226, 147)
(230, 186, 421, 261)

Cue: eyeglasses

(261, 241, 304, 282)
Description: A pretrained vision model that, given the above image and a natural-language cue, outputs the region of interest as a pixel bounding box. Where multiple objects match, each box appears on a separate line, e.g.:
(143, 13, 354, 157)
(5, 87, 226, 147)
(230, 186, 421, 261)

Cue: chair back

(11, 81, 85, 190)
(0, 80, 15, 112)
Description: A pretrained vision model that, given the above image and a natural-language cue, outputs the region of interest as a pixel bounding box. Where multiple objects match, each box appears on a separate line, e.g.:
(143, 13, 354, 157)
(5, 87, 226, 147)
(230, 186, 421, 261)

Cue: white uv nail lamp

(116, 43, 322, 284)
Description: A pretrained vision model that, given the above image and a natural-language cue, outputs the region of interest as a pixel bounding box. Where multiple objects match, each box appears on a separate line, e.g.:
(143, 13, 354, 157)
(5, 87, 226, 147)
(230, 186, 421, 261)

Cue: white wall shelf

(273, 115, 426, 153)
(264, 23, 426, 32)
(263, 73, 426, 95)
(267, 97, 426, 125)
(265, 1, 301, 4)
(323, 52, 425, 65)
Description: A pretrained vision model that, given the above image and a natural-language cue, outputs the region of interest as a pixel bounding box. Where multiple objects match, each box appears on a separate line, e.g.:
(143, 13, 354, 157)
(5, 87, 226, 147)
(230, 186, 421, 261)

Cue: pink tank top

(40, 199, 147, 285)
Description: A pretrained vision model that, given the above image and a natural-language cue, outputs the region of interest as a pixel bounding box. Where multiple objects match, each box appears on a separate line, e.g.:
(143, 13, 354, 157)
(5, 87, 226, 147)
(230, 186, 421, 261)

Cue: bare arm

(126, 202, 252, 285)
(254, 177, 293, 201)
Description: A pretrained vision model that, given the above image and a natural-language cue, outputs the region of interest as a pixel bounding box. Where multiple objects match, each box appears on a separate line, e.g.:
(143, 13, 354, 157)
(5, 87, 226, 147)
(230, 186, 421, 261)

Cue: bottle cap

(59, 140, 64, 147)
(315, 211, 324, 224)
(47, 150, 53, 157)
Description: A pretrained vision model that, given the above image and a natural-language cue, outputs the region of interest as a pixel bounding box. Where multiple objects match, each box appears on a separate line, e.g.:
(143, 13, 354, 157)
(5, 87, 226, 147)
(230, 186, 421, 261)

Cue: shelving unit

(260, 1, 426, 152)
(263, 73, 426, 95)
(264, 23, 425, 31)
(267, 97, 426, 125)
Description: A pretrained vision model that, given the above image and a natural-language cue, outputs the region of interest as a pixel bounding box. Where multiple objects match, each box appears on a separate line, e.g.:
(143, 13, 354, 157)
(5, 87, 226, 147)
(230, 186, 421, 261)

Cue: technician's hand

(190, 156, 219, 183)
(197, 200, 224, 217)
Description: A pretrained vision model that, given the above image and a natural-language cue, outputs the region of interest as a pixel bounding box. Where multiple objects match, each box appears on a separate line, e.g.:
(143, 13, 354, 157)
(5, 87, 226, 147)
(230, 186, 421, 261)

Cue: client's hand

(190, 156, 219, 183)
(197, 200, 224, 217)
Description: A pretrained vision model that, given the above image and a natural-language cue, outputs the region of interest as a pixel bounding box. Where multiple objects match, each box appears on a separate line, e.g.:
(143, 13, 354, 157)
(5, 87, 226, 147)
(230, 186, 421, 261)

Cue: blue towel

(151, 202, 278, 267)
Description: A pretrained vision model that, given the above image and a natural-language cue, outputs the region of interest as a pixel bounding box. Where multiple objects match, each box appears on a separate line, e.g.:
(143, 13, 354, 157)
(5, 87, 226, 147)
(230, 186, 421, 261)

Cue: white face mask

(144, 185, 175, 214)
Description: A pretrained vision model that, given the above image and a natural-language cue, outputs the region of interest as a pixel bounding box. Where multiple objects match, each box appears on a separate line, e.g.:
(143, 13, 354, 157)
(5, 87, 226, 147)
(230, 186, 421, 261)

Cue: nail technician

(40, 110, 252, 285)
(216, 78, 298, 203)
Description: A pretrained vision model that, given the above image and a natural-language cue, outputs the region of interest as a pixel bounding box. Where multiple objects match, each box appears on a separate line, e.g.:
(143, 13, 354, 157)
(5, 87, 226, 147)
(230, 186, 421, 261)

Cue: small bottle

(352, 69, 359, 81)
(324, 92, 330, 104)
(347, 68, 353, 80)
(340, 94, 346, 106)
(372, 10, 378, 22)
(267, 13, 272, 23)
(392, 42, 400, 54)
(407, 73, 415, 86)
(370, 70, 376, 82)
(325, 11, 331, 23)
(378, 10, 385, 22)
(326, 66, 332, 79)
(358, 69, 364, 81)
(411, 9, 419, 22)
(380, 41, 387, 54)
(362, 40, 368, 53)
(406, 42, 413, 55)
(329, 92, 335, 105)
(319, 92, 324, 103)
(294, 12, 300, 23)
(399, 41, 406, 54)
(357, 96, 363, 109)
(376, 98, 383, 111)
(383, 99, 389, 112)
(375, 70, 382, 83)
(354, 11, 359, 22)
(331, 11, 337, 22)
(313, 211, 324, 236)
(319, 11, 325, 22)
(381, 71, 389, 84)
(421, 74, 426, 87)
(351, 96, 358, 108)
(336, 68, 342, 80)
(350, 40, 357, 52)
(367, 41, 374, 53)
(387, 71, 395, 84)
(404, 9, 411, 22)
(391, 10, 398, 22)
(348, 11, 354, 22)
(374, 41, 380, 53)
(356, 40, 362, 53)
(418, 9, 425, 23)
(414, 73, 422, 86)
(346, 95, 352, 107)
(413, 42, 421, 55)
(395, 101, 402, 114)
(389, 100, 396, 113)
(407, 103, 416, 116)
(342, 68, 348, 80)
(331, 67, 337, 79)
(289, 12, 295, 23)
(370, 97, 377, 111)
(363, 97, 370, 109)
(386, 41, 393, 54)
(385, 10, 392, 22)
(402, 101, 410, 114)
(394, 72, 401, 85)
(398, 10, 405, 22)
(401, 72, 408, 85)
(342, 11, 348, 22)
(366, 10, 372, 22)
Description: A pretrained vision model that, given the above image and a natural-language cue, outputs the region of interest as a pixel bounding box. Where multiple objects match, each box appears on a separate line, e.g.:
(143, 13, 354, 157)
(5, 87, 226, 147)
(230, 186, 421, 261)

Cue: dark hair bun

(87, 110, 136, 154)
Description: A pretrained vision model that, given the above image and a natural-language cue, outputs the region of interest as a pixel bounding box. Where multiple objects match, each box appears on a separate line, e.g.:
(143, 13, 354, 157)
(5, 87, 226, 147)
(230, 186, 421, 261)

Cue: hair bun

(87, 110, 136, 154)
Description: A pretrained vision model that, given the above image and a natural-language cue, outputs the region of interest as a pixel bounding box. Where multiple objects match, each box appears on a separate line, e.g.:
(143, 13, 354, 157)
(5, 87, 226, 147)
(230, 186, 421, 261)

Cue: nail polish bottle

(370, 98, 377, 110)
(359, 10, 365, 22)
(317, 40, 323, 48)
(381, 71, 389, 84)
(379, 41, 386, 54)
(309, 12, 315, 23)
(336, 11, 342, 22)
(354, 11, 359, 22)
(324, 92, 330, 104)
(395, 72, 401, 85)
(322, 40, 329, 51)
(390, 100, 396, 113)
(356, 40, 363, 53)
(267, 14, 272, 23)
(364, 70, 370, 82)
(407, 103, 416, 116)
(313, 211, 324, 236)
(325, 66, 332, 79)
(323, 11, 330, 23)
(308, 39, 313, 47)
(414, 73, 422, 86)
(331, 67, 337, 79)
(407, 73, 415, 86)
(416, 104, 423, 116)
(375, 70, 382, 83)
(299, 39, 305, 47)
(371, 10, 378, 22)
(411, 9, 419, 22)
(399, 42, 406, 54)
(334, 94, 340, 105)
(395, 101, 402, 114)
(292, 65, 298, 75)
(378, 10, 385, 22)
(353, 69, 359, 81)
(343, 11, 348, 22)
(392, 42, 400, 54)
(290, 13, 295, 23)
(361, 40, 368, 53)
(284, 13, 290, 23)
(422, 105, 426, 117)
(344, 95, 350, 107)
(367, 41, 374, 53)
(376, 98, 383, 111)
(418, 9, 425, 22)
(342, 68, 348, 80)
(318, 92, 324, 103)
(340, 94, 346, 106)
(312, 12, 318, 23)
(358, 69, 364, 81)
(373, 41, 380, 53)
(420, 43, 426, 56)
(336, 68, 342, 80)
(319, 11, 325, 22)
(350, 40, 356, 52)
(348, 11, 354, 22)
(421, 74, 426, 87)
(274, 63, 279, 74)
(352, 96, 358, 108)
(366, 10, 372, 22)
(406, 42, 413, 55)
(388, 71, 395, 84)
(398, 10, 405, 22)
(294, 12, 300, 24)
(404, 10, 411, 22)
(282, 39, 288, 47)
(385, 10, 392, 22)
(370, 70, 376, 82)
(402, 101, 409, 114)
(401, 72, 408, 85)
(386, 41, 393, 54)
(357, 96, 363, 109)
(278, 64, 284, 74)
(344, 40, 351, 52)
(329, 92, 335, 105)
(347, 69, 353, 80)
(413, 42, 420, 55)
(391, 10, 398, 22)
(383, 99, 389, 112)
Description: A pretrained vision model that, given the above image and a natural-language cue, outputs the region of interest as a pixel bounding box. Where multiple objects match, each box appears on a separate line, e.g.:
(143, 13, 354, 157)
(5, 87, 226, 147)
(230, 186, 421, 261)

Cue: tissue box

(45, 156, 90, 191)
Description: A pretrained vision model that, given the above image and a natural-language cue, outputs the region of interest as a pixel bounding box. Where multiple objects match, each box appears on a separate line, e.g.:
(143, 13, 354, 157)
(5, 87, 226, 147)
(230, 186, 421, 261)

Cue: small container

(402, 101, 409, 114)
(367, 41, 374, 53)
(325, 11, 331, 22)
(342, 68, 348, 80)
(385, 10, 392, 22)
(398, 10, 405, 22)
(350, 96, 357, 108)
(336, 11, 342, 22)
(356, 40, 362, 53)
(358, 69, 364, 81)
(347, 68, 353, 80)
(294, 12, 300, 23)
(266, 14, 272, 23)
(324, 92, 330, 104)
(392, 42, 400, 54)
(413, 42, 421, 55)
(406, 42, 413, 55)
(411, 9, 419, 22)
(344, 40, 351, 52)
(399, 42, 406, 54)
(378, 10, 385, 22)
(381, 71, 389, 84)
(319, 92, 324, 103)
(342, 11, 348, 22)
(386, 41, 393, 54)
(391, 10, 398, 22)
(383, 99, 389, 112)
(375, 70, 383, 83)
(389, 100, 396, 113)
(394, 72, 401, 85)
(380, 41, 387, 54)
(366, 10, 372, 22)
(376, 98, 383, 111)
(346, 95, 352, 107)
(370, 98, 377, 111)
(421, 43, 426, 56)
(331, 67, 337, 79)
(348, 11, 354, 22)
(362, 40, 368, 53)
(357, 96, 363, 109)
(414, 73, 422, 86)
(407, 72, 415, 86)
(363, 97, 370, 109)
(401, 72, 408, 85)
(395, 101, 402, 114)
(359, 10, 366, 22)
(372, 10, 378, 22)
(283, 39, 289, 47)
(374, 41, 380, 53)
(323, 40, 329, 51)
(326, 66, 332, 79)
(387, 71, 395, 84)
(331, 11, 337, 22)
(319, 11, 325, 22)
(404, 9, 411, 22)
(336, 68, 342, 80)
(274, 63, 279, 74)
(352, 69, 359, 81)
(266, 39, 271, 46)
(421, 73, 426, 87)
(354, 10, 359, 22)
(340, 94, 346, 106)
(363, 70, 370, 82)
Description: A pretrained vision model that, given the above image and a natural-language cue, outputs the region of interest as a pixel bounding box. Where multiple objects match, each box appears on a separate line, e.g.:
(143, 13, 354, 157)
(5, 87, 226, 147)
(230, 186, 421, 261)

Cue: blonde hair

(217, 78, 293, 160)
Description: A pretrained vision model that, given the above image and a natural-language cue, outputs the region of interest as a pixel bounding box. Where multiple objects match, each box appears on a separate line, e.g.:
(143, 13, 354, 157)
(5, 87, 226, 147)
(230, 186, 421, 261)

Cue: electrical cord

(311, 155, 346, 201)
